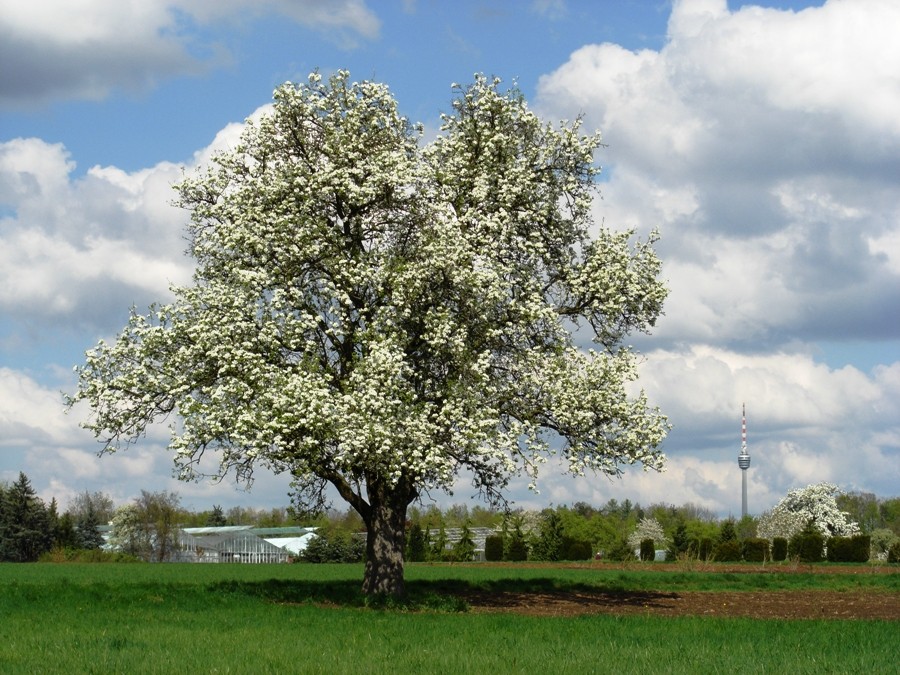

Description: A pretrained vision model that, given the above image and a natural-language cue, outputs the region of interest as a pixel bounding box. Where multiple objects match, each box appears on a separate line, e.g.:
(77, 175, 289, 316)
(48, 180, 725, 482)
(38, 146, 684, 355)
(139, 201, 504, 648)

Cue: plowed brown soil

(460, 563, 900, 620)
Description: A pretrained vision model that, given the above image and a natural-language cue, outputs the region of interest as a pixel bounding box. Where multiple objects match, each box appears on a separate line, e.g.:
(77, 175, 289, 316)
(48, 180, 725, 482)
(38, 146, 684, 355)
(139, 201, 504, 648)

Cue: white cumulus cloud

(0, 137, 192, 333)
(0, 0, 381, 106)
(536, 0, 900, 351)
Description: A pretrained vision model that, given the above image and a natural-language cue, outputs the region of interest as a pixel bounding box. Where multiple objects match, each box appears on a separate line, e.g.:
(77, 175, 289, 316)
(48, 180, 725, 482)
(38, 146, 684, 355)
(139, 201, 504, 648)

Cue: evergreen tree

(506, 523, 529, 561)
(206, 504, 227, 527)
(671, 521, 690, 555)
(484, 534, 504, 561)
(55, 511, 81, 549)
(76, 500, 105, 550)
(46, 498, 82, 550)
(452, 522, 476, 562)
(0, 473, 53, 562)
(406, 521, 427, 562)
(429, 523, 449, 562)
(719, 518, 737, 542)
(530, 509, 563, 561)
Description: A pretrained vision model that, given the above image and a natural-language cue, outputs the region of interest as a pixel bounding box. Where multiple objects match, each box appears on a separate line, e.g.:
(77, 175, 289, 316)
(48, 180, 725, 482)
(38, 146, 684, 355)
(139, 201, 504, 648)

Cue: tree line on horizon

(2, 470, 899, 564)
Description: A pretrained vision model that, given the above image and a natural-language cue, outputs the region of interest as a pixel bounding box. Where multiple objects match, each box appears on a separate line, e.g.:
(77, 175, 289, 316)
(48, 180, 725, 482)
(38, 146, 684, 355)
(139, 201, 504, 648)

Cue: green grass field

(0, 563, 896, 674)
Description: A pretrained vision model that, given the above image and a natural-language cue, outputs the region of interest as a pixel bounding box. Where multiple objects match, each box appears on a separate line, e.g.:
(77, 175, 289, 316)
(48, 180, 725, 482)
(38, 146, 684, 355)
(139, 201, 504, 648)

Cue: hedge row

(826, 535, 871, 563)
(678, 534, 878, 563)
(446, 532, 888, 564)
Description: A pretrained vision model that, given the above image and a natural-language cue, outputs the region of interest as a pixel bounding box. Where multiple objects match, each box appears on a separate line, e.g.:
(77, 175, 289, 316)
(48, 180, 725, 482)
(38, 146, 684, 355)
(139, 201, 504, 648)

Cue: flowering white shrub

(107, 504, 151, 559)
(68, 71, 669, 595)
(869, 528, 899, 562)
(758, 482, 860, 540)
(628, 517, 669, 550)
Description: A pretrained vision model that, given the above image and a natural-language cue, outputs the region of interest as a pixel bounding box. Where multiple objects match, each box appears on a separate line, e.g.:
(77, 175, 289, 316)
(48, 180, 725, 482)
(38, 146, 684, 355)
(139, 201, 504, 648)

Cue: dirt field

(461, 564, 900, 620)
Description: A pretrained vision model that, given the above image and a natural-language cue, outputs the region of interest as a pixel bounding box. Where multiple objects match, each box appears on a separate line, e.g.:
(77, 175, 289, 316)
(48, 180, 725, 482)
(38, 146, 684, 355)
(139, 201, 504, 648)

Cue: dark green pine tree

(76, 501, 106, 550)
(671, 521, 690, 555)
(47, 497, 81, 550)
(452, 522, 476, 562)
(429, 523, 448, 562)
(0, 472, 53, 562)
(719, 518, 738, 543)
(531, 509, 563, 561)
(54, 511, 81, 550)
(506, 523, 529, 561)
(205, 504, 227, 527)
(406, 521, 427, 562)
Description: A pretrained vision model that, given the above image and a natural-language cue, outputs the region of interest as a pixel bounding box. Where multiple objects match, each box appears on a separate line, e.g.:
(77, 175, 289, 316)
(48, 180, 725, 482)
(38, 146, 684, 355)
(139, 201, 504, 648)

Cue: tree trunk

(361, 484, 409, 597)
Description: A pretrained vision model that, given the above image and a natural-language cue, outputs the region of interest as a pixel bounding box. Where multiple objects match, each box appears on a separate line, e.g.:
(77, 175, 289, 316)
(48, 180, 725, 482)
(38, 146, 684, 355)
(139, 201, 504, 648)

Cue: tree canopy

(68, 71, 669, 595)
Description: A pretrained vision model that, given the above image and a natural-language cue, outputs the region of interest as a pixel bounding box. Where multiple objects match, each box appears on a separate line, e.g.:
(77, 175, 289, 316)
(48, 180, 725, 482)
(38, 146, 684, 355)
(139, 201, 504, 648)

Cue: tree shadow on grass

(207, 576, 679, 613)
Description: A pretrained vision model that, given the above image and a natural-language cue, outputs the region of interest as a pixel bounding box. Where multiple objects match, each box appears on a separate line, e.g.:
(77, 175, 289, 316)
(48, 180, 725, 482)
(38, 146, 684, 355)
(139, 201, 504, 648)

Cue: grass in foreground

(0, 563, 895, 674)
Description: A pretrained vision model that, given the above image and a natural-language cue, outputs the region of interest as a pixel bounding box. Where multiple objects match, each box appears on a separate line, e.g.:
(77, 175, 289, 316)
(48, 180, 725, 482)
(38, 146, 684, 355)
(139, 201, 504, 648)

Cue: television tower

(738, 403, 751, 517)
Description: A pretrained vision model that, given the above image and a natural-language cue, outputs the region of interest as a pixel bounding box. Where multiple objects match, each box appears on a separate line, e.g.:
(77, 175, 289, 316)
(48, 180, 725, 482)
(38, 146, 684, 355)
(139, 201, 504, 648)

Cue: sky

(1, 0, 898, 519)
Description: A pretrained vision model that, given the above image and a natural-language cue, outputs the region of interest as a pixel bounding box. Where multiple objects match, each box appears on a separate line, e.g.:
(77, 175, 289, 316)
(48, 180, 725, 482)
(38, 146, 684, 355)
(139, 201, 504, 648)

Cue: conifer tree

(0, 473, 52, 562)
(76, 500, 105, 550)
(406, 521, 427, 562)
(452, 522, 476, 562)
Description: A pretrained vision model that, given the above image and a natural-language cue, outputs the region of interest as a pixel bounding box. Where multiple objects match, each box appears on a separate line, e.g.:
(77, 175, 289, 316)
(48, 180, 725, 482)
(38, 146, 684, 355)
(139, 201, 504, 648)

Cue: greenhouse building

(176, 526, 317, 563)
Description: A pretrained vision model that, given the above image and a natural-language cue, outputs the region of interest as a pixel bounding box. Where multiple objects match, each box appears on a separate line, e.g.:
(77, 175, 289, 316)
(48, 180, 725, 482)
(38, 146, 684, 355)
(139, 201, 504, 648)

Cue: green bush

(888, 541, 900, 564)
(39, 548, 142, 563)
(697, 538, 714, 560)
(741, 538, 770, 562)
(301, 528, 365, 563)
(506, 532, 528, 561)
(789, 529, 824, 562)
(869, 528, 899, 561)
(714, 540, 742, 562)
(850, 534, 871, 563)
(605, 538, 635, 561)
(772, 537, 788, 561)
(561, 537, 592, 561)
(826, 535, 870, 563)
(484, 535, 504, 562)
(639, 538, 655, 562)
(826, 536, 849, 562)
(406, 522, 427, 562)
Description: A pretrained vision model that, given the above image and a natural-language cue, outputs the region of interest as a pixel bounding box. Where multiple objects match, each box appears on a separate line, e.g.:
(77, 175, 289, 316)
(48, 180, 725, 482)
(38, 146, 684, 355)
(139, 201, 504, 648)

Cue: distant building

(177, 526, 317, 563)
(102, 525, 317, 563)
(427, 527, 498, 561)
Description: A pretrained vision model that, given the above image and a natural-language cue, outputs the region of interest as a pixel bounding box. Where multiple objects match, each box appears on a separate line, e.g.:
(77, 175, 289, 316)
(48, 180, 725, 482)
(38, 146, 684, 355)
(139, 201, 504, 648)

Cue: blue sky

(1, 0, 898, 518)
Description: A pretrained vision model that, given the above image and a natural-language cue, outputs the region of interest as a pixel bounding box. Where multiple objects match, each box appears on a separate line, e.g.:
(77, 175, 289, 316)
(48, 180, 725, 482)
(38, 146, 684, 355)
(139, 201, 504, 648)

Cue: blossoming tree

(68, 71, 669, 596)
(627, 516, 669, 551)
(757, 482, 860, 541)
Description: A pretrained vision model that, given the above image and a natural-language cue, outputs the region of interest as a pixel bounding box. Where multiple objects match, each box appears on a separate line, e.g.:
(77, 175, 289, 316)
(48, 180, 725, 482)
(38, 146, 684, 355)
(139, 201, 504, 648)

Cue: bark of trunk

(361, 484, 409, 597)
